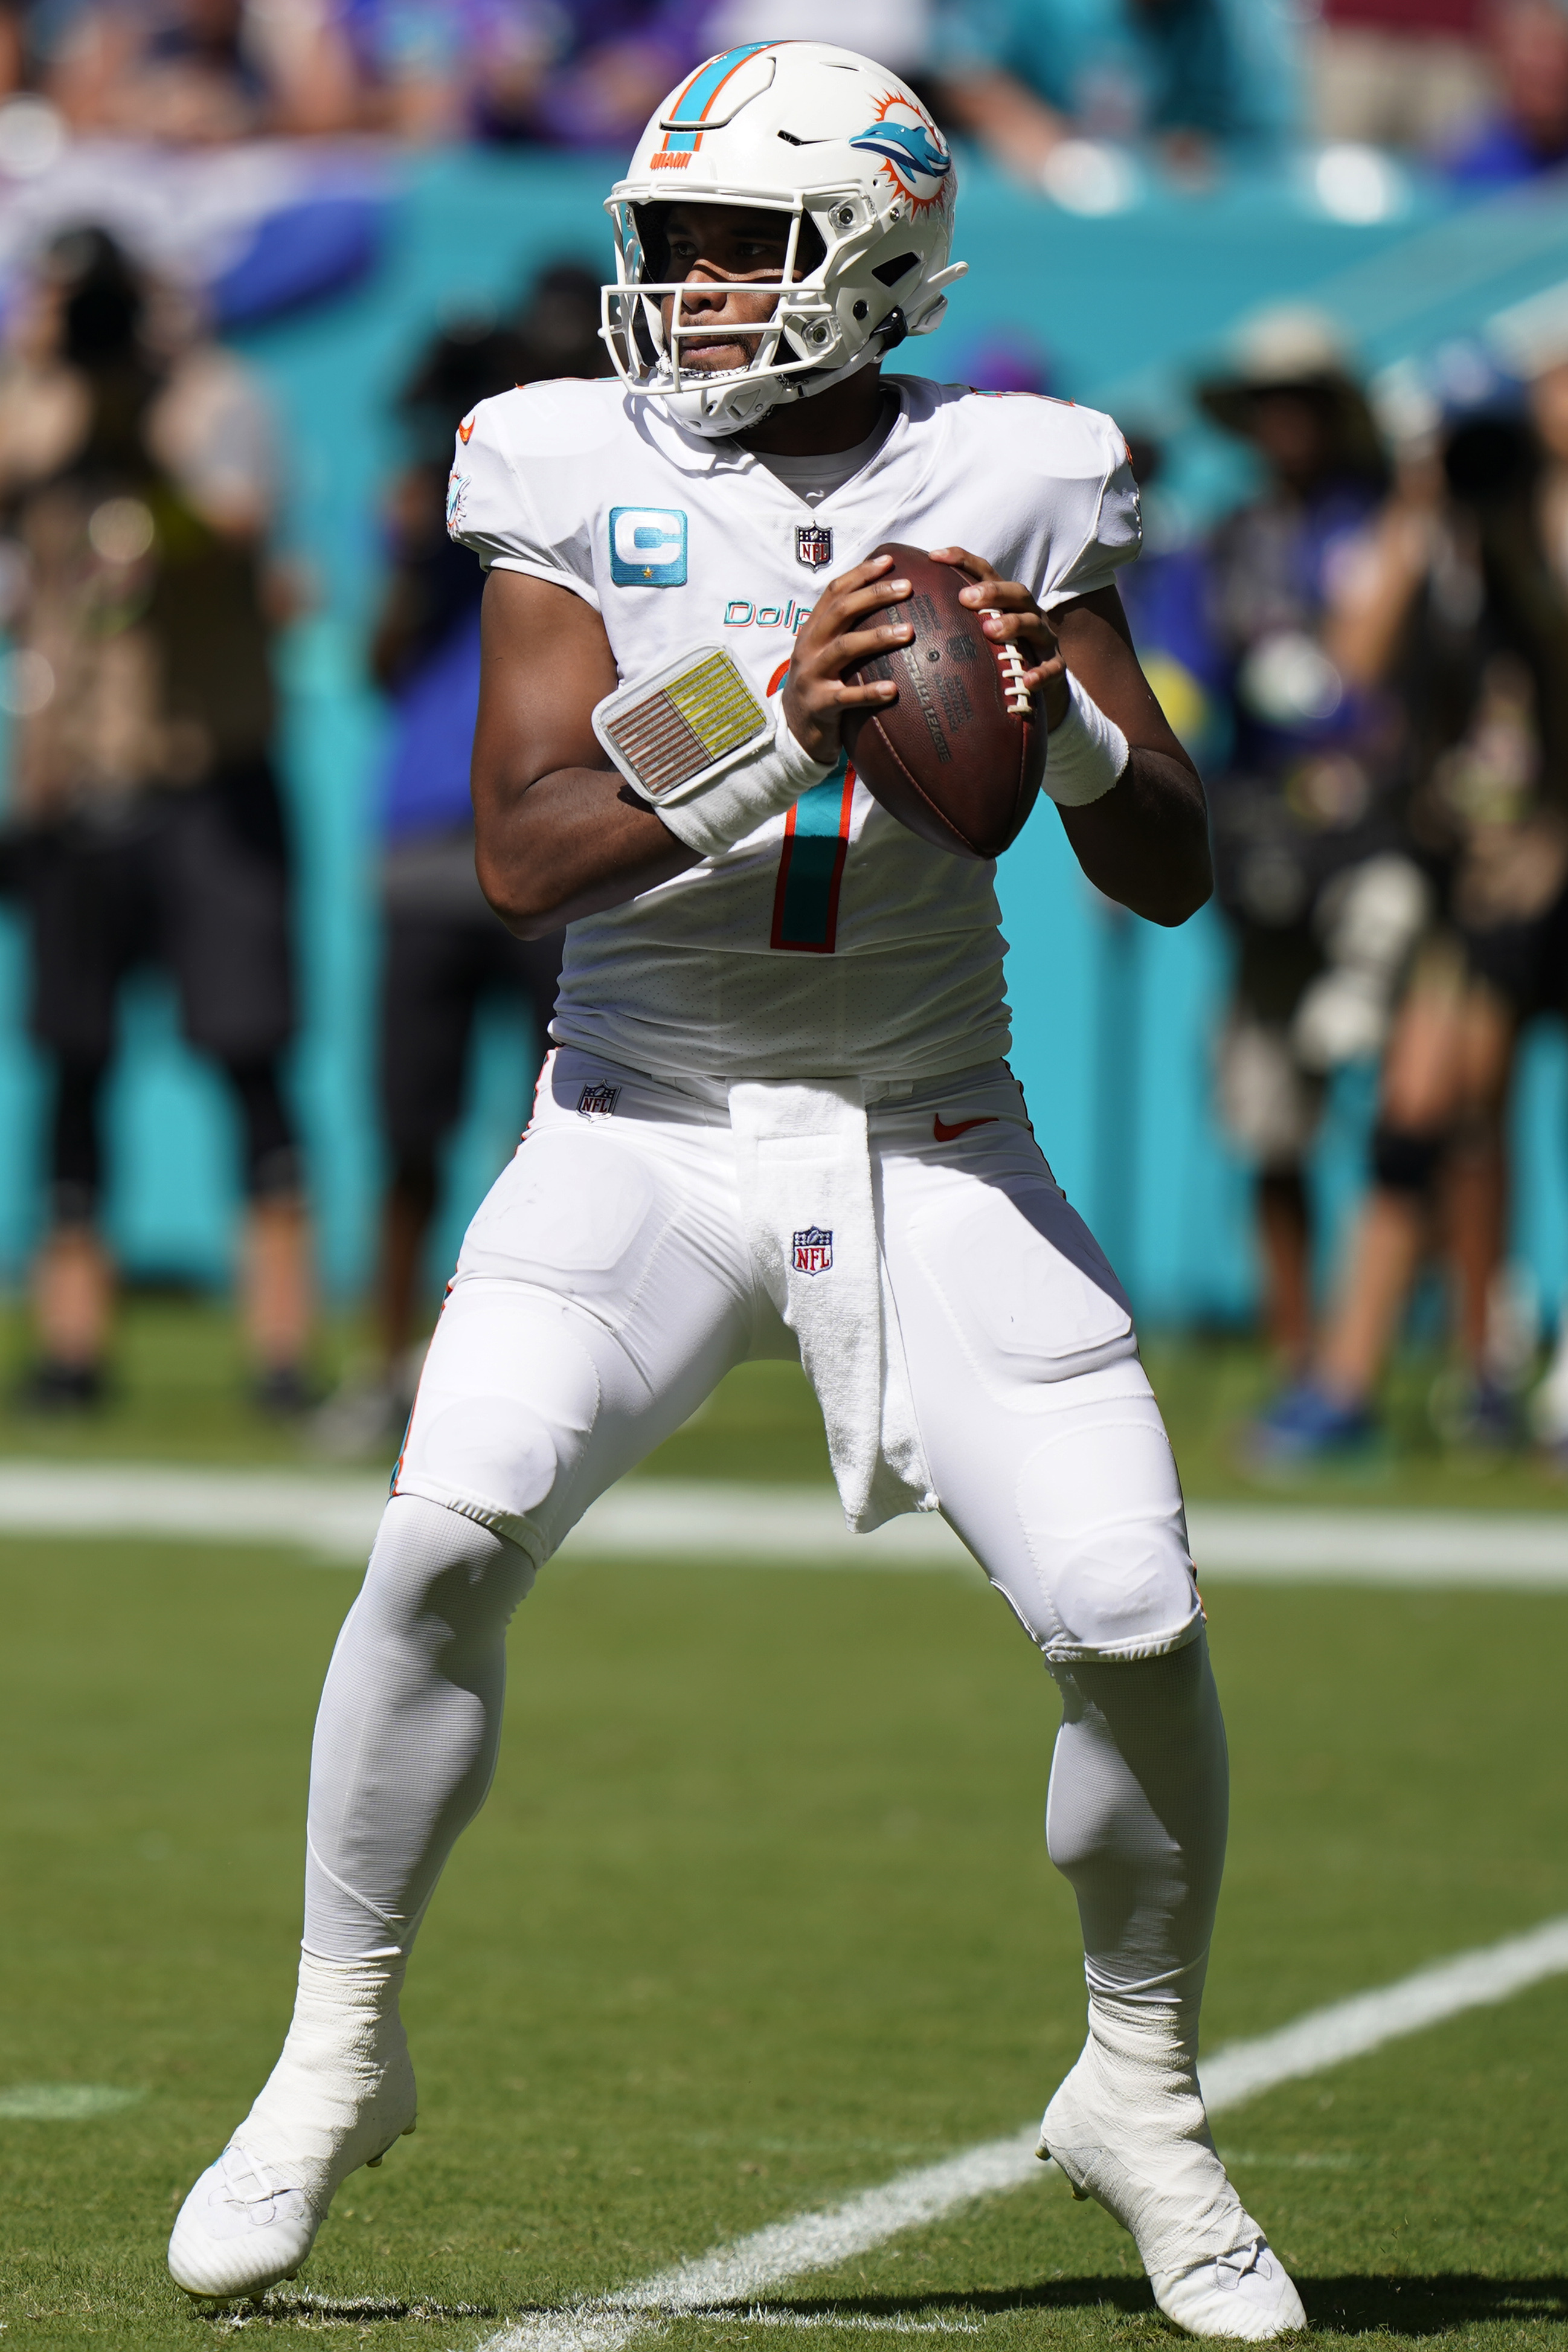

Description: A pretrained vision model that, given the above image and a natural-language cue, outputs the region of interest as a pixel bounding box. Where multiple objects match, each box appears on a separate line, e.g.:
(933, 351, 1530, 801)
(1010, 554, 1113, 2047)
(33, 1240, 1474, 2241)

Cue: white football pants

(303, 1049, 1224, 2028)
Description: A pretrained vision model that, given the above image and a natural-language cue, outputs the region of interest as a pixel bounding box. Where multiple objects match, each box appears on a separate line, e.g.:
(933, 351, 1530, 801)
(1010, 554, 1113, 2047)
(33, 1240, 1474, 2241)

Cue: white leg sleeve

(1046, 1634, 1229, 2006)
(303, 1495, 536, 1962)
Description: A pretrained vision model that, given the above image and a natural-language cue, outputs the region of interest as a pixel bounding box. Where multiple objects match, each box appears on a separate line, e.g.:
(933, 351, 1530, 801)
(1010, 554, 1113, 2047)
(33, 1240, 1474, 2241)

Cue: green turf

(2, 1296, 1568, 1507)
(0, 1537, 1564, 2350)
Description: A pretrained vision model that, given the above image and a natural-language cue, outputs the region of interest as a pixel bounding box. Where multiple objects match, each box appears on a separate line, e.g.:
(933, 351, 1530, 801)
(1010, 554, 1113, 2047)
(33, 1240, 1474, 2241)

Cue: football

(841, 543, 1047, 859)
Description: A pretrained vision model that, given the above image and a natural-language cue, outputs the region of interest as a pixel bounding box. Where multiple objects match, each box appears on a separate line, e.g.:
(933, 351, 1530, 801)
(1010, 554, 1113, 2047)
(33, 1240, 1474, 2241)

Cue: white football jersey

(449, 374, 1139, 1081)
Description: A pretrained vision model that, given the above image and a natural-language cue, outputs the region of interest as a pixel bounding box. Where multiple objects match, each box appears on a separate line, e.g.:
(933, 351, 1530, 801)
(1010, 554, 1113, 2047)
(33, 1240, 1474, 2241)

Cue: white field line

(475, 1914, 1568, 2352)
(0, 1464, 1566, 1588)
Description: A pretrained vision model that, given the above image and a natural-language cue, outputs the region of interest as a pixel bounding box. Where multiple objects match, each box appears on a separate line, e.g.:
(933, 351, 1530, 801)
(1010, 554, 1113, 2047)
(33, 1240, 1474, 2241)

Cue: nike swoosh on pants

(932, 1115, 998, 1142)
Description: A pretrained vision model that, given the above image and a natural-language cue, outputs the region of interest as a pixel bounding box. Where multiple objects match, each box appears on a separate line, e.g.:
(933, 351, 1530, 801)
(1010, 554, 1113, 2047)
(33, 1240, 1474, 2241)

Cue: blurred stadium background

(1, 10, 1567, 2350)
(0, 1, 1566, 1367)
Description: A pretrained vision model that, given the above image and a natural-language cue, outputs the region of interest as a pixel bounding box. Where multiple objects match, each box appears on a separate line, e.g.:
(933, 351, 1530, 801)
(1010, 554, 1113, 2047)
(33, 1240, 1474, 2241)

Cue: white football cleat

(169, 1952, 417, 2302)
(166, 2140, 322, 2301)
(1039, 2000, 1306, 2342)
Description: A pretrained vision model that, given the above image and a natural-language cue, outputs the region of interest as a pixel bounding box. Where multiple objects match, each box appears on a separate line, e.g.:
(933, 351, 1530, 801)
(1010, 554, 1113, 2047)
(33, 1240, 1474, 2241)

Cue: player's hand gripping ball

(782, 546, 1057, 860)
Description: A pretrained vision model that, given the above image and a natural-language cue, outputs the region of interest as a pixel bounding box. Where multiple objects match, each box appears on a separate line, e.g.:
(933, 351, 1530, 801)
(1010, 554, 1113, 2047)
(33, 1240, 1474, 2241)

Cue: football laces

(981, 611, 1032, 717)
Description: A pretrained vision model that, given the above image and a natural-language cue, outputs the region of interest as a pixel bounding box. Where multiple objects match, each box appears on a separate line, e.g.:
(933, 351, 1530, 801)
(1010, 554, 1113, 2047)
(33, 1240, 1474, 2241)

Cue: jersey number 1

(770, 755, 855, 955)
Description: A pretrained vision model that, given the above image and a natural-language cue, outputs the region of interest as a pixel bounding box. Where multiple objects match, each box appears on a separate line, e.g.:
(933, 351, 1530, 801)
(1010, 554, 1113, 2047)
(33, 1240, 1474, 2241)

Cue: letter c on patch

(609, 506, 688, 587)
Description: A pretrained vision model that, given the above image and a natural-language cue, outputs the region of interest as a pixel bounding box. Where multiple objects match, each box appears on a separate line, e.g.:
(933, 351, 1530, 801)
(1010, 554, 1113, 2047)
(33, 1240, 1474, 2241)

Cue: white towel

(728, 1078, 936, 1534)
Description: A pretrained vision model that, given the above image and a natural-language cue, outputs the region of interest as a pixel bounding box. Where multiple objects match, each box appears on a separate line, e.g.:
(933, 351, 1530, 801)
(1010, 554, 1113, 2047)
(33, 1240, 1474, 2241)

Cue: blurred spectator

(315, 264, 602, 1457)
(37, 0, 359, 141)
(1116, 434, 1229, 778)
(338, 0, 689, 146)
(673, 1, 931, 80)
(929, 0, 1300, 184)
(1311, 1, 1494, 152)
(0, 4, 27, 98)
(1439, 0, 1568, 184)
(0, 226, 313, 1409)
(1195, 308, 1427, 1374)
(1251, 399, 1568, 1461)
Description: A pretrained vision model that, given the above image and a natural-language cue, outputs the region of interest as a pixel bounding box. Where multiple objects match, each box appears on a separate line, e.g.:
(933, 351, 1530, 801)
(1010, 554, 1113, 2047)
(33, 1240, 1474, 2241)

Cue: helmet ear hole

(872, 251, 919, 288)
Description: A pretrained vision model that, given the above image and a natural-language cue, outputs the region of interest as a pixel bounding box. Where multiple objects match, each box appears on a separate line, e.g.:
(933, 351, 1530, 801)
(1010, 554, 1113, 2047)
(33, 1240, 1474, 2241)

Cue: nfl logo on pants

(792, 1226, 833, 1275)
(795, 523, 833, 570)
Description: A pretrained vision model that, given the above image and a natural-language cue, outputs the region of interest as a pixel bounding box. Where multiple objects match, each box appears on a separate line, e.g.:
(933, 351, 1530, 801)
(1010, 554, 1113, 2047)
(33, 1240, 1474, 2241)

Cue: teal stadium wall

(1, 144, 1565, 1326)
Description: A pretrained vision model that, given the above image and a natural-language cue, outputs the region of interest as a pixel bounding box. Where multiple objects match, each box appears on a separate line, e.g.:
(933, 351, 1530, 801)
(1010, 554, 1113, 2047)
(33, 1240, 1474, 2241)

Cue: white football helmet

(603, 40, 966, 439)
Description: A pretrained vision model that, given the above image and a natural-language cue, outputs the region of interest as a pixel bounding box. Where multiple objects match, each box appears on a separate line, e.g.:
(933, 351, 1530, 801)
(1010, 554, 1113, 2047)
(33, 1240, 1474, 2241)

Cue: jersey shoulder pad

(947, 384, 1128, 480)
(460, 376, 625, 466)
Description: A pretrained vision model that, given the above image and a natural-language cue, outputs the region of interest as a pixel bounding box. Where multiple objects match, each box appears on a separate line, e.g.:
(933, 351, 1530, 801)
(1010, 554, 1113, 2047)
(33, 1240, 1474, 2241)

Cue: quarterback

(170, 40, 1305, 2341)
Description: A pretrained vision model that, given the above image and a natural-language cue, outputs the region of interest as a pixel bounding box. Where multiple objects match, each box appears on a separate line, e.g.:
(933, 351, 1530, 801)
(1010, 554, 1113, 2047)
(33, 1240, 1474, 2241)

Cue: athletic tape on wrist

(592, 646, 834, 858)
(1043, 671, 1131, 808)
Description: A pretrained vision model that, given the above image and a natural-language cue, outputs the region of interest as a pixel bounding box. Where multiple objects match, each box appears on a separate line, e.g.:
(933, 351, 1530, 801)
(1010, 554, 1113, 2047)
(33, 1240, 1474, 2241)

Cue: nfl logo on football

(792, 1226, 833, 1275)
(795, 523, 833, 570)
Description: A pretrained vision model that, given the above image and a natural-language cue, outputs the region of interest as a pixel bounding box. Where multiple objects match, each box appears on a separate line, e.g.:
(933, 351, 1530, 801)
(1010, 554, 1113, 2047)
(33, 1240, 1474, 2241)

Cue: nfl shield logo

(792, 1226, 833, 1275)
(795, 523, 834, 570)
(577, 1083, 620, 1118)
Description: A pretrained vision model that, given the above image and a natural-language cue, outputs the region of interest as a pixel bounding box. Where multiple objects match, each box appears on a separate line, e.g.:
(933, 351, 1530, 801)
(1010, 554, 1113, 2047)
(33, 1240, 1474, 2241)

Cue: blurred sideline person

(335, 0, 692, 146)
(1310, 0, 1495, 155)
(169, 40, 1306, 2341)
(0, 228, 312, 1409)
(1196, 310, 1427, 1372)
(316, 270, 599, 1456)
(1440, 0, 1568, 182)
(679, 0, 932, 81)
(929, 0, 1300, 183)
(1252, 401, 1568, 1460)
(36, 0, 360, 141)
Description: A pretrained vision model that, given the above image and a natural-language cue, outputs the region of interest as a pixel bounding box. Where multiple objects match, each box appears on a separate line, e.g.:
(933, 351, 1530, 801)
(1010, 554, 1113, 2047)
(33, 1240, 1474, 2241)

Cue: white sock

(1056, 1985, 1247, 2276)
(233, 1950, 416, 2195)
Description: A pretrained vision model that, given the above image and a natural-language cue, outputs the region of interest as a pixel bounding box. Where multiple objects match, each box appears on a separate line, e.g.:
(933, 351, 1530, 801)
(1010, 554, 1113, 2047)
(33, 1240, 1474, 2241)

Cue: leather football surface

(842, 542, 1046, 860)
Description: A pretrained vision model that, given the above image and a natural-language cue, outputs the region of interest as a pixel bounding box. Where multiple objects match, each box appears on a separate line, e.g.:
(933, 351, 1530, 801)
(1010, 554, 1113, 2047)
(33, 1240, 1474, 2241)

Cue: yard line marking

(1197, 1910, 1568, 2112)
(734, 2318, 981, 2334)
(475, 1913, 1568, 2352)
(0, 2083, 143, 2121)
(1, 1464, 1567, 1589)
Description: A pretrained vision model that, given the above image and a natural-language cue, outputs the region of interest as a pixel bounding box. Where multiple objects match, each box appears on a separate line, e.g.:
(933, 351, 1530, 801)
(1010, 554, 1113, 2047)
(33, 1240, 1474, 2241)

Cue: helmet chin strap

(696, 306, 908, 440)
(781, 307, 907, 404)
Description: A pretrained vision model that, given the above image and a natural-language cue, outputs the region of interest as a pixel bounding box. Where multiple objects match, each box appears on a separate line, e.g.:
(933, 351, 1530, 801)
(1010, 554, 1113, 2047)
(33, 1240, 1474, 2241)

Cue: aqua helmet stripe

(658, 42, 777, 153)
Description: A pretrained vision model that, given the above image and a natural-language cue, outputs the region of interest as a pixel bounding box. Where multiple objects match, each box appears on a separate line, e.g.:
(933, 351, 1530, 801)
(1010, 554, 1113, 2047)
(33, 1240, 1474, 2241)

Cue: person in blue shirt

(1194, 311, 1433, 1379)
(315, 270, 602, 1454)
(1439, 0, 1568, 188)
(930, 0, 1300, 182)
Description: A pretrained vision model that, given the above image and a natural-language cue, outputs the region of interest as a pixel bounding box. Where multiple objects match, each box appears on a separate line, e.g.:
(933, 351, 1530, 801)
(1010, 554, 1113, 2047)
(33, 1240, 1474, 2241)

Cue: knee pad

(998, 1390, 1203, 1662)
(1371, 1123, 1443, 1199)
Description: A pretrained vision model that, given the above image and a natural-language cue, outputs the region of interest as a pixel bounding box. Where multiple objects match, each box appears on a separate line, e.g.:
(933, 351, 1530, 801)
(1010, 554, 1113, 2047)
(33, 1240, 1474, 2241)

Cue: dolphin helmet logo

(850, 98, 951, 208)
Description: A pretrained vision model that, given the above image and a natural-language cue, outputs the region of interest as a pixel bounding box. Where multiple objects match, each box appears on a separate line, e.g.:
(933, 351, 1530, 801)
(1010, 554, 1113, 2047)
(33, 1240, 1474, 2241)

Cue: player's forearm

(473, 764, 696, 938)
(1055, 747, 1212, 926)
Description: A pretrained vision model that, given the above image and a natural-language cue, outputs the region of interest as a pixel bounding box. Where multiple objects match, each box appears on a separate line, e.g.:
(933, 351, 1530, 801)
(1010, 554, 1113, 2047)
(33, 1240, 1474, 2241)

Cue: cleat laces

(216, 2141, 307, 2220)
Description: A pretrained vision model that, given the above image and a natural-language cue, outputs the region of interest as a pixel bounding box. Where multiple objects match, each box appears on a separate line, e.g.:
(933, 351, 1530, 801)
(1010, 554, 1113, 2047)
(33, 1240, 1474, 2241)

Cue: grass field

(0, 1481, 1565, 2350)
(1, 1295, 1568, 1509)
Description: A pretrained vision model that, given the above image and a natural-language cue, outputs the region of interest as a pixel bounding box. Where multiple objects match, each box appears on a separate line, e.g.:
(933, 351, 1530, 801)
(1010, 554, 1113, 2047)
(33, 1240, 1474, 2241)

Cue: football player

(170, 42, 1304, 2340)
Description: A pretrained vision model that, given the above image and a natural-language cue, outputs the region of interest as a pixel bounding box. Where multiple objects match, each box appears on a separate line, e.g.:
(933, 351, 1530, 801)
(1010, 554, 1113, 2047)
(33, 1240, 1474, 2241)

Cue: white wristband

(1043, 671, 1130, 808)
(654, 716, 834, 860)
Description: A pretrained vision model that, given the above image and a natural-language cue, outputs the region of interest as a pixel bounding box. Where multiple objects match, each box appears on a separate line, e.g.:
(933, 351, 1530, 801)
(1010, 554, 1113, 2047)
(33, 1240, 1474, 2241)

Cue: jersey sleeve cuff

(483, 558, 602, 612)
(1039, 562, 1121, 611)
